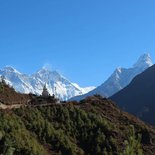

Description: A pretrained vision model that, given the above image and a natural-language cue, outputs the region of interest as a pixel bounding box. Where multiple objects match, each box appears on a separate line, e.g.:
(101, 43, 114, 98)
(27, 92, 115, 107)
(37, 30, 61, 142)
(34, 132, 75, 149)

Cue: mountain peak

(115, 67, 122, 73)
(36, 68, 61, 79)
(2, 66, 21, 74)
(3, 66, 16, 71)
(40, 66, 50, 71)
(133, 53, 153, 68)
(36, 67, 52, 75)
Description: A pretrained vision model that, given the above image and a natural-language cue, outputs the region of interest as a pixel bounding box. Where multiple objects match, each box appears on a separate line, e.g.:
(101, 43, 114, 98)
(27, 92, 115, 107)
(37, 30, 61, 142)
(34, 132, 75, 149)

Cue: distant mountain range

(0, 67, 95, 101)
(71, 53, 153, 101)
(110, 64, 155, 125)
(0, 53, 153, 102)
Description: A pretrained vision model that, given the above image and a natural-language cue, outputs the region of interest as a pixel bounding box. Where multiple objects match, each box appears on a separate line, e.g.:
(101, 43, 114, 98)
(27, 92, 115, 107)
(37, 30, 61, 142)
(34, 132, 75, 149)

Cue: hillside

(0, 80, 30, 105)
(110, 64, 155, 125)
(0, 94, 155, 154)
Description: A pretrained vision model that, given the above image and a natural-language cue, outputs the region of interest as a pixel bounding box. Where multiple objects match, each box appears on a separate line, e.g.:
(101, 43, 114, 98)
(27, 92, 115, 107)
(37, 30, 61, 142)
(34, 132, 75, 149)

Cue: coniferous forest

(0, 94, 155, 155)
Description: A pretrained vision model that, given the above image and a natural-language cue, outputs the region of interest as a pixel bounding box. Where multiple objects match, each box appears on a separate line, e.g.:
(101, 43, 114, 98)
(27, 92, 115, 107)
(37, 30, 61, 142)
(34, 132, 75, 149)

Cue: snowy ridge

(70, 53, 153, 101)
(133, 53, 152, 68)
(0, 66, 95, 101)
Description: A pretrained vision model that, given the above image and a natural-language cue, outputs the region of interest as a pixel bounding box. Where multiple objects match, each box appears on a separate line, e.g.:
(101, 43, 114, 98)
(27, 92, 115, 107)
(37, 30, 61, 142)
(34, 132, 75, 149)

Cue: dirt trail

(0, 102, 24, 109)
(0, 102, 60, 110)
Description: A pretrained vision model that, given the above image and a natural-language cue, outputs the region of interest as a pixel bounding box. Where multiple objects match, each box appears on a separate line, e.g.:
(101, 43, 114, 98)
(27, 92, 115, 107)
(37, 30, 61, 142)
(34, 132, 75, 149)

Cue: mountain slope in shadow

(110, 64, 155, 125)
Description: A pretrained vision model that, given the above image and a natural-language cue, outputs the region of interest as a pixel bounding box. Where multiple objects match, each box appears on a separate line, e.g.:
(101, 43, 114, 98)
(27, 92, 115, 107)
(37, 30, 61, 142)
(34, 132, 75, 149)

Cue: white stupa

(42, 85, 50, 97)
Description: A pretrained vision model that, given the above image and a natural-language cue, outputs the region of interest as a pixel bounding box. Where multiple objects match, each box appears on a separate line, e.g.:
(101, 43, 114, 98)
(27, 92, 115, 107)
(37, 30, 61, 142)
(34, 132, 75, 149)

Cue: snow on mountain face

(0, 67, 95, 101)
(72, 83, 96, 94)
(70, 53, 153, 101)
(133, 53, 152, 69)
(0, 66, 34, 94)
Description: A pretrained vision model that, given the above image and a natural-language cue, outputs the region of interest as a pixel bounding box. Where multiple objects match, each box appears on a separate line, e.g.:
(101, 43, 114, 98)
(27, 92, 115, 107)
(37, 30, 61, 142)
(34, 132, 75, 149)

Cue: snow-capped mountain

(0, 66, 95, 101)
(71, 53, 153, 101)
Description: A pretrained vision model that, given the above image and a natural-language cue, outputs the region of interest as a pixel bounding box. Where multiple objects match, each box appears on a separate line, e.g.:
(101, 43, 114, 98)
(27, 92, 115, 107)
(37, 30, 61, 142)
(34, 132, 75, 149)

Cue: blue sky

(0, 0, 155, 87)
